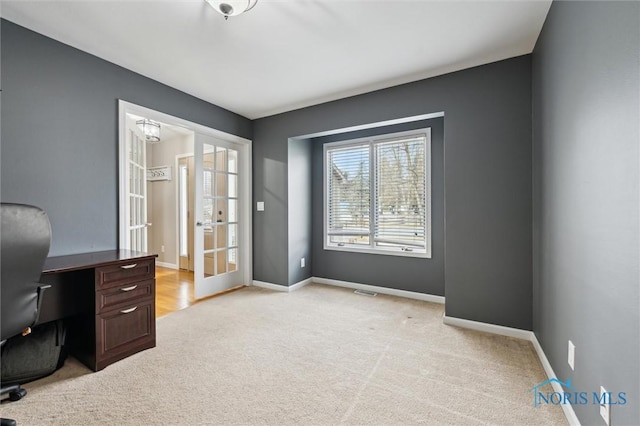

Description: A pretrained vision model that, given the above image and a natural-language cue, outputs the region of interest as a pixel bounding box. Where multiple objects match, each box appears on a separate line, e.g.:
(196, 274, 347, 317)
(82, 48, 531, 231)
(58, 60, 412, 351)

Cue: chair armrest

(32, 284, 52, 326)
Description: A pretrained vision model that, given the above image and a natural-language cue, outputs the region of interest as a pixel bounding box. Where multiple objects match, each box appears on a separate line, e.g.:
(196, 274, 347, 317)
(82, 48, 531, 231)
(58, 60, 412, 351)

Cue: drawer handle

(120, 306, 138, 314)
(120, 263, 138, 270)
(120, 285, 138, 292)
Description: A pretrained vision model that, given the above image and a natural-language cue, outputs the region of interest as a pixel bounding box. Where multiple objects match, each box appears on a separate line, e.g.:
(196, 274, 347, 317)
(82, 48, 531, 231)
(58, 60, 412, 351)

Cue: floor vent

(354, 289, 377, 297)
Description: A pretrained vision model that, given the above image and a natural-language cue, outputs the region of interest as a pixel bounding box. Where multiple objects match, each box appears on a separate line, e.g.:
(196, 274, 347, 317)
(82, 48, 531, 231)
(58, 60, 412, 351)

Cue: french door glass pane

(228, 248, 237, 272)
(228, 199, 237, 223)
(218, 250, 228, 274)
(216, 224, 227, 249)
(216, 147, 227, 171)
(203, 198, 214, 227)
(228, 224, 237, 247)
(204, 252, 214, 277)
(228, 175, 237, 198)
(216, 199, 227, 223)
(204, 230, 214, 251)
(216, 173, 227, 197)
(228, 149, 238, 173)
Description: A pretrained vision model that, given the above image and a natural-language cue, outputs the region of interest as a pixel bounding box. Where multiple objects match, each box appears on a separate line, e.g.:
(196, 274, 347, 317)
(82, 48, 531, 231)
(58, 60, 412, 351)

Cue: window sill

(324, 244, 431, 259)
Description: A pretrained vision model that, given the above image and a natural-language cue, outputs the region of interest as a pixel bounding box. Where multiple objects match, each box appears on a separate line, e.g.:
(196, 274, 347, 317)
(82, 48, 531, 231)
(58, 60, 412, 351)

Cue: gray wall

(532, 2, 640, 424)
(287, 138, 312, 285)
(310, 118, 444, 295)
(254, 55, 533, 329)
(0, 20, 252, 256)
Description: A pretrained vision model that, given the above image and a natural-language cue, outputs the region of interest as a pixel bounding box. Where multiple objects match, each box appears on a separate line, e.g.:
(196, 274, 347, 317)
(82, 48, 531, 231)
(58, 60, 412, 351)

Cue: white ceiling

(1, 0, 551, 119)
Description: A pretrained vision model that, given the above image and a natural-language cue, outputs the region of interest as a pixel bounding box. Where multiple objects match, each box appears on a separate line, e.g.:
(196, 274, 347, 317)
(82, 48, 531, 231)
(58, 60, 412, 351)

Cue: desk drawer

(97, 298, 155, 362)
(96, 258, 154, 289)
(97, 279, 154, 314)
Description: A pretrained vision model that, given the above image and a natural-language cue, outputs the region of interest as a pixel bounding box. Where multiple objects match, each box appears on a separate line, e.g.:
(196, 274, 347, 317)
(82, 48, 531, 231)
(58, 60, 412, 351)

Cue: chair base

(8, 388, 27, 402)
(0, 384, 26, 426)
(1, 384, 27, 402)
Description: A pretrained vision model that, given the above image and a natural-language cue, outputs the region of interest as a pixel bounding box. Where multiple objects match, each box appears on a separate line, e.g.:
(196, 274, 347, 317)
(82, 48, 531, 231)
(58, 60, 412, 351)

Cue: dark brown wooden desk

(39, 250, 157, 371)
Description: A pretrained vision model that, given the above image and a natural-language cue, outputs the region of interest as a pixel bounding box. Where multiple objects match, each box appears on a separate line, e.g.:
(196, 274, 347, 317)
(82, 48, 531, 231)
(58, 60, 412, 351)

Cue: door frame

(117, 100, 253, 287)
(176, 153, 195, 272)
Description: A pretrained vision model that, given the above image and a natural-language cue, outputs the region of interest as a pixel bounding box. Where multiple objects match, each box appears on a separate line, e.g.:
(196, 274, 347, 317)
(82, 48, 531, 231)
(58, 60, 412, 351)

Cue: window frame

(323, 128, 432, 258)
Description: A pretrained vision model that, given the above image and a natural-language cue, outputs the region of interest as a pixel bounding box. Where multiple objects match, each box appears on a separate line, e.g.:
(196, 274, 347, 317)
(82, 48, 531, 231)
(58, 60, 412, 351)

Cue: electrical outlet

(161, 245, 165, 253)
(600, 386, 610, 426)
(300, 257, 305, 268)
(257, 201, 265, 211)
(568, 340, 575, 370)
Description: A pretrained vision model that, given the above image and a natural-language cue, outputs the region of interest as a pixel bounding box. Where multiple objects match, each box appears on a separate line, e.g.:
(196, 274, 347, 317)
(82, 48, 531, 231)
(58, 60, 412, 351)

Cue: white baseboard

(252, 280, 289, 291)
(530, 334, 581, 425)
(290, 277, 313, 291)
(156, 261, 178, 270)
(252, 278, 312, 292)
(443, 314, 580, 425)
(442, 315, 534, 340)
(312, 277, 445, 304)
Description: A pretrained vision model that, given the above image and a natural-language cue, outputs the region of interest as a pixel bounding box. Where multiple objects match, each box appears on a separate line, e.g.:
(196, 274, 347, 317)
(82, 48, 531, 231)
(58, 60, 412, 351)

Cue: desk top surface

(43, 250, 157, 274)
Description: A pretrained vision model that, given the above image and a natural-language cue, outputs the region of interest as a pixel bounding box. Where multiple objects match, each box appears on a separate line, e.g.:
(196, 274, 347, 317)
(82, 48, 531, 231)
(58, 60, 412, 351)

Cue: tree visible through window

(324, 129, 431, 257)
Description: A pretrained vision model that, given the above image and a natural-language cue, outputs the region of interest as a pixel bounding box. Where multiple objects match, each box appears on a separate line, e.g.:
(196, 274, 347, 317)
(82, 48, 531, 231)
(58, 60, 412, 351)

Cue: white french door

(124, 122, 149, 252)
(194, 133, 245, 298)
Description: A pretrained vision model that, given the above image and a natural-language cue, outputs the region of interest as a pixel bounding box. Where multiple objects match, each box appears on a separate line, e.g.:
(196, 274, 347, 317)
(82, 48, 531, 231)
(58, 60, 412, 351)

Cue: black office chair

(1, 203, 52, 426)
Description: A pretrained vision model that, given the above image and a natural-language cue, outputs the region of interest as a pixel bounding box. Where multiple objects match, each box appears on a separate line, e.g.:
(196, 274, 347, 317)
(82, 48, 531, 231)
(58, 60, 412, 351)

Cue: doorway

(118, 101, 252, 301)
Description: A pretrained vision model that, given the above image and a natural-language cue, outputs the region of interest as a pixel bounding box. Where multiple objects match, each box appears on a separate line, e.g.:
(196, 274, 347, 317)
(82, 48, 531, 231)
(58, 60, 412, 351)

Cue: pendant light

(205, 0, 258, 20)
(136, 119, 161, 143)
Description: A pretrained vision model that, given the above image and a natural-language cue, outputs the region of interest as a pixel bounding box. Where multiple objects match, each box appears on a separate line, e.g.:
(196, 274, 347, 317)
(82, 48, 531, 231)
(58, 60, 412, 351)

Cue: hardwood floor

(155, 266, 196, 318)
(155, 266, 245, 318)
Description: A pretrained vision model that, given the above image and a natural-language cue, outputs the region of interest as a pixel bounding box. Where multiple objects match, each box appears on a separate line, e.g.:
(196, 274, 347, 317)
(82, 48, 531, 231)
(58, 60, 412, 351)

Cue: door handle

(120, 285, 138, 292)
(120, 306, 138, 314)
(196, 222, 213, 227)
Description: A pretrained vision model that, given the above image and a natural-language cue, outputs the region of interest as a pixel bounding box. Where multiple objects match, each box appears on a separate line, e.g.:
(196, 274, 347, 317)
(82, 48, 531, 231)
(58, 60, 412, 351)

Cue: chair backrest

(1, 203, 51, 341)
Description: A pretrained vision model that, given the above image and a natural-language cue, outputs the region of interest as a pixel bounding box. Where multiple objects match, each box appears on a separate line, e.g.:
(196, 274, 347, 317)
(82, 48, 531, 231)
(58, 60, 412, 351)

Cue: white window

(324, 129, 431, 258)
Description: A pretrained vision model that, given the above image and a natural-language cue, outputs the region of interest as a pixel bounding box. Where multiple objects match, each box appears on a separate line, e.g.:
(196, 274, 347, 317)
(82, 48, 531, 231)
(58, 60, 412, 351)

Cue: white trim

(252, 280, 290, 292)
(118, 100, 253, 298)
(530, 334, 581, 426)
(175, 153, 189, 269)
(290, 277, 313, 291)
(294, 112, 445, 140)
(156, 261, 178, 270)
(442, 315, 533, 340)
(251, 278, 313, 292)
(118, 100, 251, 146)
(118, 107, 129, 250)
(312, 277, 445, 304)
(322, 128, 432, 259)
(322, 243, 429, 259)
(442, 315, 580, 426)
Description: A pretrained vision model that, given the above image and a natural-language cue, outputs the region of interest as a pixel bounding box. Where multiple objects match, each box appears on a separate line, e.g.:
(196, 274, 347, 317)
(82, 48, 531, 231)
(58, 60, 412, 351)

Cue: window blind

(374, 136, 426, 249)
(327, 144, 370, 245)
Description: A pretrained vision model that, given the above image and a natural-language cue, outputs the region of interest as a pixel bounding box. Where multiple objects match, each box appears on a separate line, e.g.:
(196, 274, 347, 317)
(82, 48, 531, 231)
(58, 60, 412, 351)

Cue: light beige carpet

(1, 284, 566, 425)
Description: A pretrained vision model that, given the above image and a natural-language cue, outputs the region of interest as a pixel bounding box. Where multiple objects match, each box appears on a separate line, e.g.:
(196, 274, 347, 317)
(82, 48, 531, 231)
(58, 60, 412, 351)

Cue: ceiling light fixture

(205, 0, 258, 20)
(136, 119, 161, 143)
